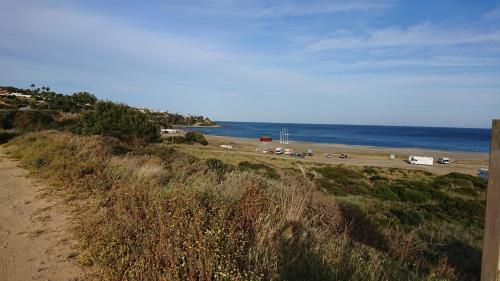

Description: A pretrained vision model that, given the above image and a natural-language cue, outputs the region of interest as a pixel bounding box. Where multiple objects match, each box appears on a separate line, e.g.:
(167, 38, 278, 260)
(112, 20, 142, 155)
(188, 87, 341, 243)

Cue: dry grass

(5, 131, 464, 281)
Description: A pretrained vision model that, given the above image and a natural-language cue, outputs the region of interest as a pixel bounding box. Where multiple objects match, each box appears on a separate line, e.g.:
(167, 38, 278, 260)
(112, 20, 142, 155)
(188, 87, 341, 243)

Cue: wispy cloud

(169, 0, 394, 18)
(305, 23, 500, 52)
(484, 5, 500, 20)
(0, 1, 499, 127)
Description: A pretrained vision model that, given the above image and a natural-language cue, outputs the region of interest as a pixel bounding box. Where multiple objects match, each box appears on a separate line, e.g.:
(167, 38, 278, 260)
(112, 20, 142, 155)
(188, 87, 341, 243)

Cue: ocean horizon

(184, 121, 491, 153)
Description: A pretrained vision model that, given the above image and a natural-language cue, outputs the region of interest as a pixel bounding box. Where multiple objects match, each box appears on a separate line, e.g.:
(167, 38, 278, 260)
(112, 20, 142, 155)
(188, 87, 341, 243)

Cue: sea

(183, 121, 491, 153)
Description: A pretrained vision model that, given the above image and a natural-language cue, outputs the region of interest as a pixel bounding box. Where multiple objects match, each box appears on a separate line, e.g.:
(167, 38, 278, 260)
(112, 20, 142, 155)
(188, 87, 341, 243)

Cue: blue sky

(1, 0, 499, 128)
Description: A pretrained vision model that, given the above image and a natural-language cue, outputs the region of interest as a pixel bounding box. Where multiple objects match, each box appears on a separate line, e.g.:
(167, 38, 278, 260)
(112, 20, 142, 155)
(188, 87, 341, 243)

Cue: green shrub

(434, 173, 487, 190)
(0, 130, 20, 144)
(238, 161, 279, 180)
(313, 166, 368, 195)
(184, 131, 208, 145)
(390, 208, 423, 226)
(76, 101, 160, 142)
(362, 166, 379, 175)
(0, 110, 16, 129)
(205, 158, 230, 181)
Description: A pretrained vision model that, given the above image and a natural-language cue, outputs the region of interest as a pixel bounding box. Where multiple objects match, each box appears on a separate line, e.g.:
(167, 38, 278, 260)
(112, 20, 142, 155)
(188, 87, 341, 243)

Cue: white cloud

(306, 23, 500, 52)
(0, 1, 499, 127)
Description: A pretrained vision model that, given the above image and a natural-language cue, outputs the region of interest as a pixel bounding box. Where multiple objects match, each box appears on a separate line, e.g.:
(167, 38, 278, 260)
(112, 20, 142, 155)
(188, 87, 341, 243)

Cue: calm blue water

(184, 121, 491, 153)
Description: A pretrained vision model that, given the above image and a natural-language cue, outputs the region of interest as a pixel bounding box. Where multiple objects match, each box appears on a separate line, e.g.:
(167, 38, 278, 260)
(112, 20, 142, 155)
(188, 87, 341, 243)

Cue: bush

(77, 101, 160, 142)
(434, 173, 487, 190)
(0, 110, 16, 129)
(313, 166, 368, 195)
(0, 130, 20, 144)
(238, 161, 279, 180)
(184, 131, 208, 145)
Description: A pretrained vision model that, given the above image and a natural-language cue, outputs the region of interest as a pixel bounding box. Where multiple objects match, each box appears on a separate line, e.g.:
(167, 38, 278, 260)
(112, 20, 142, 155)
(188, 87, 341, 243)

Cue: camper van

(408, 155, 433, 166)
(284, 148, 293, 155)
(275, 147, 284, 155)
(437, 157, 450, 164)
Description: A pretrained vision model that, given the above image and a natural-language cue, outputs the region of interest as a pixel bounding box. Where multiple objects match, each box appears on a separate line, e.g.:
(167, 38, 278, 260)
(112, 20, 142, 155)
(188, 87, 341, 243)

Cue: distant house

(161, 128, 180, 134)
(0, 92, 32, 99)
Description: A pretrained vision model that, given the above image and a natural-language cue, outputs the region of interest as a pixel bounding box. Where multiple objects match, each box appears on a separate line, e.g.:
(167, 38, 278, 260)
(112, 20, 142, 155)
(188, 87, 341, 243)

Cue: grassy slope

(4, 131, 486, 281)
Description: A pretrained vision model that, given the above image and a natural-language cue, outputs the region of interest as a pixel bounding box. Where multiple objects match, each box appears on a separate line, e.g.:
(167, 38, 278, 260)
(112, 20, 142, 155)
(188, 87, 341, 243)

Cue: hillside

(2, 129, 486, 281)
(0, 85, 217, 129)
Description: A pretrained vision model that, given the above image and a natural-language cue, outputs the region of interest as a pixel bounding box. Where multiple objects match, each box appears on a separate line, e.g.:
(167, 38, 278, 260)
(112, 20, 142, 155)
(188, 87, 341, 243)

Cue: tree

(30, 84, 35, 92)
(71, 92, 97, 106)
(184, 131, 208, 145)
(77, 101, 160, 142)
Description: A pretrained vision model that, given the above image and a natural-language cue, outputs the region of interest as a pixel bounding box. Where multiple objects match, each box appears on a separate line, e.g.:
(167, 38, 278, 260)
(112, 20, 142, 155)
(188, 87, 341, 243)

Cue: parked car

(339, 153, 348, 159)
(307, 149, 313, 156)
(437, 157, 450, 164)
(275, 147, 284, 155)
(291, 152, 304, 158)
(478, 168, 489, 180)
(326, 154, 333, 158)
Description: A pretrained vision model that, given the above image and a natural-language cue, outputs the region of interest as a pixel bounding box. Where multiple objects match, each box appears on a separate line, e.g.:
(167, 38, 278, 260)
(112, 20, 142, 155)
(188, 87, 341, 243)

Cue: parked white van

(408, 155, 433, 166)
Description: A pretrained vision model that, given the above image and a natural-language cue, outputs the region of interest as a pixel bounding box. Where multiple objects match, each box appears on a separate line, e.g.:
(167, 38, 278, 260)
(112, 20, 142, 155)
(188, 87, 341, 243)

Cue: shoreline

(204, 134, 489, 156)
(202, 134, 489, 176)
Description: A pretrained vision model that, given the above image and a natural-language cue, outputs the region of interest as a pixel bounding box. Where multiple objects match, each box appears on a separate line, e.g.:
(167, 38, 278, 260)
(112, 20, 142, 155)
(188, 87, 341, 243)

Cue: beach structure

(408, 155, 433, 166)
(160, 128, 180, 134)
(260, 136, 272, 142)
(280, 128, 289, 144)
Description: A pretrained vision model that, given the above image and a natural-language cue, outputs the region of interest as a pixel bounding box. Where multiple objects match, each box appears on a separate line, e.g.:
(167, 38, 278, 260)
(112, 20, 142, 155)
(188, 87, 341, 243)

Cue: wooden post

(482, 119, 500, 281)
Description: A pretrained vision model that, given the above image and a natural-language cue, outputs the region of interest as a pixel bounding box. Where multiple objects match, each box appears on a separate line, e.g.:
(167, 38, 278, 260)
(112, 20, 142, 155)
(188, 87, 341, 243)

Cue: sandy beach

(202, 135, 489, 176)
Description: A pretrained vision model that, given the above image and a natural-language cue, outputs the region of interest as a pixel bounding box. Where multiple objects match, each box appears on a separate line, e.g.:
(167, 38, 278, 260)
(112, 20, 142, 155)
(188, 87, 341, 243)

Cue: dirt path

(0, 148, 83, 281)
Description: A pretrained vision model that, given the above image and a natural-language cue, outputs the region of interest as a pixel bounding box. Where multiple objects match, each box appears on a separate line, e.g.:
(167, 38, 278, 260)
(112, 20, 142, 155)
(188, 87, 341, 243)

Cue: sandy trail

(0, 148, 83, 281)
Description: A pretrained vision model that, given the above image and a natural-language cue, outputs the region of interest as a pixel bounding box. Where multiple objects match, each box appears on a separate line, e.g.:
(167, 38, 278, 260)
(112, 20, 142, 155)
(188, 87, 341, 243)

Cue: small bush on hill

(76, 101, 160, 143)
(238, 161, 280, 180)
(0, 130, 20, 144)
(184, 131, 208, 145)
(313, 166, 368, 195)
(434, 172, 487, 190)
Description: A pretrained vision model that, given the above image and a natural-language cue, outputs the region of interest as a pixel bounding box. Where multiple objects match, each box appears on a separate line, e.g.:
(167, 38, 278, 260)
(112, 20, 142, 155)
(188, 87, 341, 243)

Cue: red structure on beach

(260, 136, 272, 142)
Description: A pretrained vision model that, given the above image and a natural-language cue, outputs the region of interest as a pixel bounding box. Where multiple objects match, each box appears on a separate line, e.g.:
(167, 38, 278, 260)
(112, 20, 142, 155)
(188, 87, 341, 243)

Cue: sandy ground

(203, 135, 489, 176)
(0, 148, 83, 281)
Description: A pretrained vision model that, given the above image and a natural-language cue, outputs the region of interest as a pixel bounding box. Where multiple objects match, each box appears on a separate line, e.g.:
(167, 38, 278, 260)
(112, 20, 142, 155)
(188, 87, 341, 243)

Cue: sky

(1, 0, 499, 128)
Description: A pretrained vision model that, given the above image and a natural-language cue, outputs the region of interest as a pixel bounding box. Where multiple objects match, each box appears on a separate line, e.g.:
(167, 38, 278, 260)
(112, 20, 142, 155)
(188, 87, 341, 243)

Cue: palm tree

(30, 84, 36, 92)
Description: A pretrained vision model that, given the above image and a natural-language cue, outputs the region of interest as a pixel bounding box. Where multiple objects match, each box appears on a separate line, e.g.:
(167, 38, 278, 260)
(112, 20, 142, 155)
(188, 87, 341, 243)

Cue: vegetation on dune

(75, 101, 160, 143)
(184, 131, 209, 145)
(4, 131, 486, 281)
(0, 85, 486, 281)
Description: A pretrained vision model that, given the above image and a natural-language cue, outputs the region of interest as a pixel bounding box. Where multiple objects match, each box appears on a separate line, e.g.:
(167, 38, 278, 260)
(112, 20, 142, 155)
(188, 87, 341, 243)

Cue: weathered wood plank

(481, 119, 500, 281)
